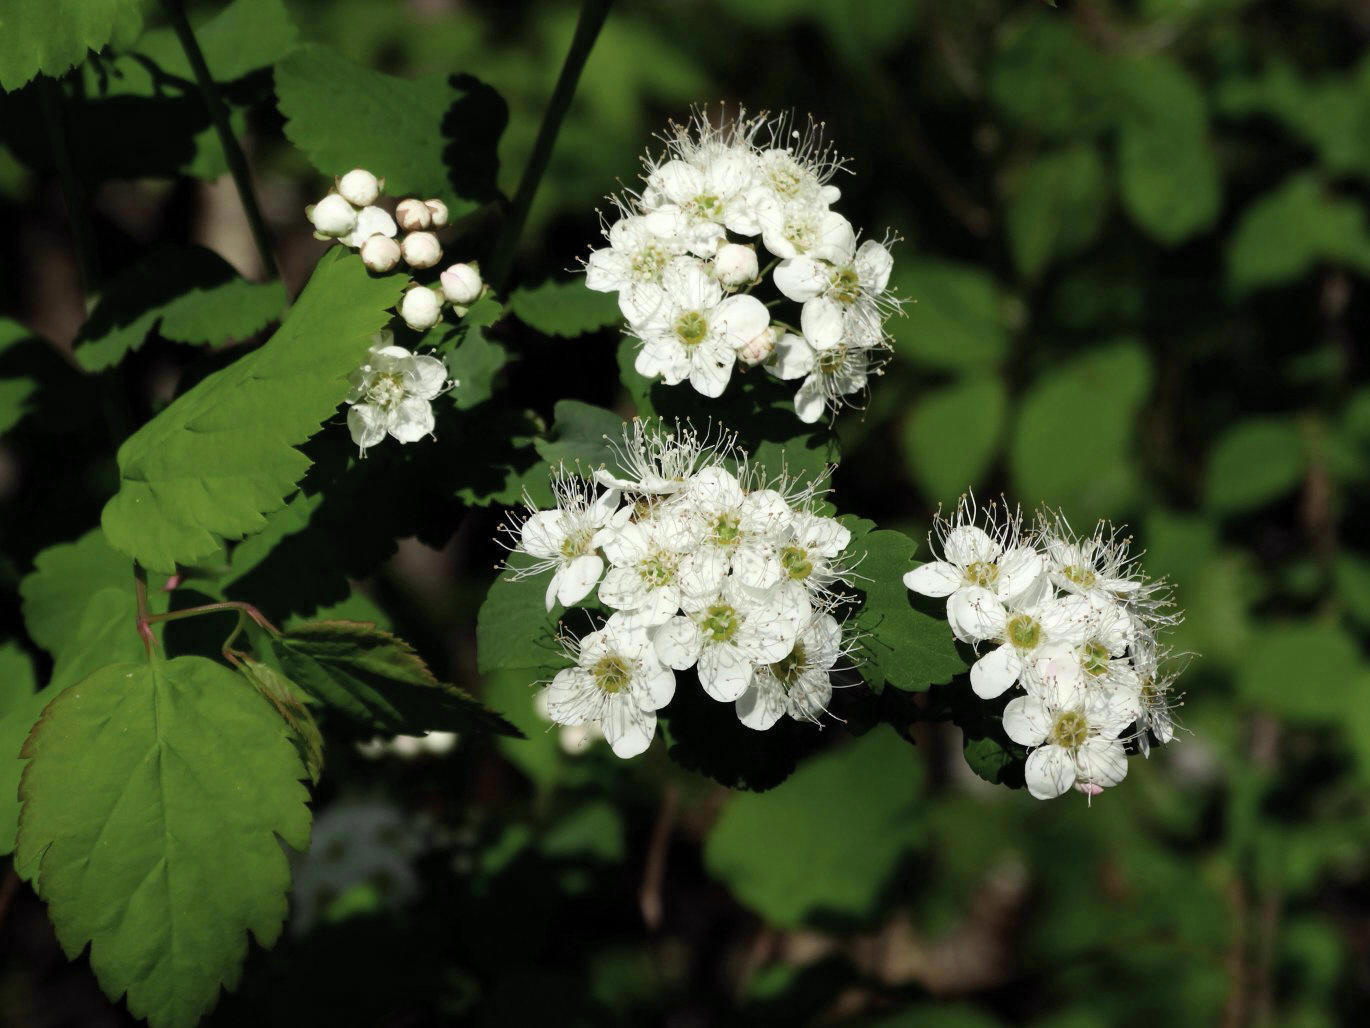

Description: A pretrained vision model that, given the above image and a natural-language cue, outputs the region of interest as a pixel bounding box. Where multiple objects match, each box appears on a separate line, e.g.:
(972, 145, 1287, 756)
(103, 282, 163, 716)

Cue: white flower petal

(735, 679, 785, 731)
(1002, 695, 1052, 746)
(1025, 745, 1076, 800)
(653, 616, 702, 671)
(944, 525, 1001, 565)
(800, 297, 845, 350)
(773, 256, 829, 302)
(698, 643, 753, 702)
(1076, 738, 1128, 788)
(971, 643, 1023, 699)
(765, 332, 815, 380)
(556, 554, 604, 608)
(386, 397, 434, 443)
(947, 586, 1007, 644)
(903, 561, 961, 598)
(602, 701, 656, 758)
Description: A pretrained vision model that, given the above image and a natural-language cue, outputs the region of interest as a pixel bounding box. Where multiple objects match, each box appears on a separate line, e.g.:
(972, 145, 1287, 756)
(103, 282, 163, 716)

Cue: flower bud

(361, 235, 402, 273)
(425, 199, 449, 228)
(401, 231, 442, 269)
(713, 242, 758, 288)
(341, 205, 397, 249)
(395, 198, 432, 232)
(399, 286, 442, 331)
(737, 325, 779, 367)
(440, 262, 483, 304)
(308, 193, 358, 238)
(338, 168, 381, 208)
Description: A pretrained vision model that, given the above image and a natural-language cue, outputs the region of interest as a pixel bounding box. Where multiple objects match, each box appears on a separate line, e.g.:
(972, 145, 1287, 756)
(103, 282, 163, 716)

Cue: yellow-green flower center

(630, 244, 667, 281)
(831, 267, 861, 304)
(365, 371, 406, 410)
(1050, 710, 1089, 749)
(816, 345, 847, 375)
(710, 512, 741, 547)
(1061, 564, 1097, 588)
(592, 654, 631, 694)
(559, 527, 596, 559)
(1080, 641, 1110, 677)
(964, 561, 998, 587)
(1006, 613, 1041, 650)
(639, 551, 678, 589)
(779, 545, 813, 581)
(701, 603, 741, 644)
(770, 641, 807, 686)
(674, 310, 709, 347)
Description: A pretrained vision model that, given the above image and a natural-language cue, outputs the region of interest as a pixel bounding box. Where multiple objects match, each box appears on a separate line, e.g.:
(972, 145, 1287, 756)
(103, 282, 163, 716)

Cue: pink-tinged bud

(736, 325, 779, 367)
(395, 198, 432, 232)
(361, 234, 402, 273)
(440, 262, 483, 304)
(1074, 781, 1104, 798)
(401, 231, 442, 269)
(425, 199, 449, 228)
(713, 242, 759, 288)
(338, 168, 381, 207)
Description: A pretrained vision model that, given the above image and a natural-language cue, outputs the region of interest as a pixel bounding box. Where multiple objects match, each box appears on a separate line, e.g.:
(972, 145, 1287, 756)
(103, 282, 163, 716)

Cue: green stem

(133, 564, 156, 658)
(145, 600, 281, 636)
(485, 0, 613, 293)
(159, 0, 279, 280)
(37, 75, 100, 296)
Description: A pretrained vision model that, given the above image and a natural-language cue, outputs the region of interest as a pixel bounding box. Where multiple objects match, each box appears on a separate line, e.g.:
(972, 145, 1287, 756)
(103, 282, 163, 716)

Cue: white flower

(713, 242, 759, 289)
(1002, 650, 1134, 800)
(644, 152, 758, 252)
(309, 193, 357, 238)
(598, 517, 697, 625)
(440, 262, 483, 304)
(395, 198, 432, 232)
(902, 497, 1046, 641)
(653, 576, 806, 701)
(773, 236, 896, 338)
(757, 200, 855, 264)
(765, 511, 854, 613)
(735, 612, 844, 730)
(338, 169, 382, 208)
(623, 257, 769, 398)
(672, 465, 794, 595)
(766, 315, 887, 424)
(344, 335, 449, 455)
(398, 286, 442, 331)
(593, 418, 736, 496)
(966, 593, 1093, 699)
(425, 199, 449, 228)
(544, 613, 676, 758)
(361, 235, 401, 273)
(505, 468, 626, 611)
(749, 113, 847, 209)
(340, 205, 397, 249)
(401, 231, 442, 270)
(1038, 511, 1174, 631)
(585, 208, 689, 300)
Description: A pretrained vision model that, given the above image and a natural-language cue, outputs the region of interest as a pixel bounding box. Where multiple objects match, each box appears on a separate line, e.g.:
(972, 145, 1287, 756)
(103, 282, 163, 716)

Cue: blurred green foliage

(2, 0, 1370, 1024)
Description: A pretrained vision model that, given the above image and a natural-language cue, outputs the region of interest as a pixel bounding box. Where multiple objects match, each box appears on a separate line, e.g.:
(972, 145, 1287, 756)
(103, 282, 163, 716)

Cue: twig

(638, 782, 678, 930)
(37, 75, 100, 296)
(485, 0, 613, 293)
(159, 0, 279, 280)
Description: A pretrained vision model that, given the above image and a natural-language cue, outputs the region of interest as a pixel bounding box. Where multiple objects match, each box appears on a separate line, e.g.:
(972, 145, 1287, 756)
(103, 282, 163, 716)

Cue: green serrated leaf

(1114, 56, 1221, 246)
(1010, 339, 1152, 520)
(236, 657, 324, 784)
(271, 620, 520, 737)
(703, 728, 923, 927)
(275, 44, 505, 214)
(130, 0, 299, 84)
(0, 0, 141, 91)
(1006, 144, 1109, 278)
(74, 246, 285, 371)
(476, 567, 565, 675)
(1204, 417, 1306, 515)
(0, 318, 41, 434)
(0, 641, 34, 718)
(0, 682, 52, 858)
(16, 657, 312, 1028)
(446, 298, 510, 410)
(853, 530, 965, 692)
(533, 399, 623, 471)
(901, 376, 1006, 503)
(100, 249, 403, 572)
(509, 279, 621, 337)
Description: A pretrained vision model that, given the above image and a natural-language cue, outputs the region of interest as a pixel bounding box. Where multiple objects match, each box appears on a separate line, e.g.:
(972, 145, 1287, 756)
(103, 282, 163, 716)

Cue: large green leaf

(1238, 622, 1363, 722)
(270, 620, 519, 737)
(16, 657, 312, 1028)
(989, 19, 1119, 138)
(532, 399, 623, 471)
(703, 728, 923, 927)
(1010, 340, 1153, 519)
(444, 297, 510, 410)
(853, 529, 965, 692)
(1227, 173, 1370, 294)
(475, 566, 566, 675)
(275, 44, 505, 214)
(100, 249, 402, 572)
(0, 0, 141, 91)
(74, 246, 285, 371)
(0, 643, 40, 856)
(131, 0, 299, 84)
(509, 279, 621, 338)
(1114, 56, 1221, 246)
(1005, 145, 1109, 278)
(1204, 417, 1306, 515)
(889, 259, 1009, 373)
(901, 376, 1006, 503)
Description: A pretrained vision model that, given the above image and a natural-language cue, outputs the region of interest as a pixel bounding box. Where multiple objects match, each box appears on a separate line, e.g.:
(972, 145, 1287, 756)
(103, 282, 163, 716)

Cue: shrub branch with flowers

(0, 4, 1194, 1027)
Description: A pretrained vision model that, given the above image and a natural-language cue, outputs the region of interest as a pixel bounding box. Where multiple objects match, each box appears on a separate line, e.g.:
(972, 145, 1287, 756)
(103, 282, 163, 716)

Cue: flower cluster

(586, 110, 899, 423)
(502, 420, 861, 757)
(344, 330, 452, 456)
(904, 497, 1184, 802)
(306, 168, 486, 331)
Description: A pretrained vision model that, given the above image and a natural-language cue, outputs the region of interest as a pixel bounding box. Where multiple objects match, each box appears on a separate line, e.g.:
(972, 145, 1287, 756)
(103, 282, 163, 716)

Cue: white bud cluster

(904, 495, 1186, 802)
(306, 170, 487, 330)
(585, 108, 901, 423)
(343, 329, 454, 457)
(499, 419, 862, 758)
